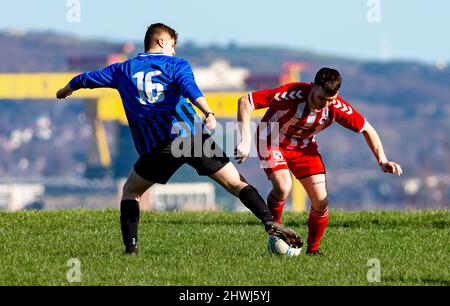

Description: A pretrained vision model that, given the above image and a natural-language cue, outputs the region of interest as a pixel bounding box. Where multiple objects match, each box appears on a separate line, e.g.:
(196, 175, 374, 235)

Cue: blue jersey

(69, 52, 204, 156)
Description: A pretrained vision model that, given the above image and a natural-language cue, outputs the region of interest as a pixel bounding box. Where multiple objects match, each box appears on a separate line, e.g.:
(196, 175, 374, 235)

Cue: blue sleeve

(69, 63, 122, 90)
(174, 59, 203, 102)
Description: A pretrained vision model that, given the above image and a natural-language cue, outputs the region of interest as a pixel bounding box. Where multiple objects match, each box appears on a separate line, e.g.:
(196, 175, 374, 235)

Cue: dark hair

(144, 23, 178, 51)
(314, 68, 342, 95)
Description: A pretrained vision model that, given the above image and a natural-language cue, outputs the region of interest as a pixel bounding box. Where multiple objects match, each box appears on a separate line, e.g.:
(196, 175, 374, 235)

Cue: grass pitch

(0, 209, 449, 286)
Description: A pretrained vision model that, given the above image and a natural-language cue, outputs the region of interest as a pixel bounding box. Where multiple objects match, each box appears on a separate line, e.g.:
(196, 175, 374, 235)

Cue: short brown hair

(314, 68, 342, 95)
(144, 23, 178, 51)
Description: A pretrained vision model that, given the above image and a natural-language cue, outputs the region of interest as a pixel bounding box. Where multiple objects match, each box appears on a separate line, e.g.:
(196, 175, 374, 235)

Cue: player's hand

(56, 84, 73, 100)
(203, 112, 216, 132)
(234, 140, 250, 164)
(379, 161, 403, 176)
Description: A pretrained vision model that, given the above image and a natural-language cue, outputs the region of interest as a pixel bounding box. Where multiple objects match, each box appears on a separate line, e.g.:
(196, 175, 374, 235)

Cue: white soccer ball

(267, 235, 301, 257)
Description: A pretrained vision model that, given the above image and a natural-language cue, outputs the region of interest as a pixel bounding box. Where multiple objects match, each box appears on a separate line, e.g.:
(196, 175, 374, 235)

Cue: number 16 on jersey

(133, 70, 165, 105)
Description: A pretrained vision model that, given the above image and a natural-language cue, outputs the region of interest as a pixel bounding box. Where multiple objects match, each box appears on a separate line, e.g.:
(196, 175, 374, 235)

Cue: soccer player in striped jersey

(236, 68, 403, 255)
(56, 23, 302, 255)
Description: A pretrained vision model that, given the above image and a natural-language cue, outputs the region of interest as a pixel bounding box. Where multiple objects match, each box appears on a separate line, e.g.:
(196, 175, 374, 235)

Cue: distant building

(0, 183, 44, 211)
(193, 60, 249, 91)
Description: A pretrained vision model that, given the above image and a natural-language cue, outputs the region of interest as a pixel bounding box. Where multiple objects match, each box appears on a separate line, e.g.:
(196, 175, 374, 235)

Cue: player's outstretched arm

(192, 96, 216, 131)
(56, 83, 74, 100)
(56, 63, 121, 100)
(235, 95, 253, 164)
(362, 122, 403, 176)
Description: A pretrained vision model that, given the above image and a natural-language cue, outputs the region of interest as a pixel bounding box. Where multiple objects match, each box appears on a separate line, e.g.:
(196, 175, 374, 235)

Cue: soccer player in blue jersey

(56, 23, 302, 255)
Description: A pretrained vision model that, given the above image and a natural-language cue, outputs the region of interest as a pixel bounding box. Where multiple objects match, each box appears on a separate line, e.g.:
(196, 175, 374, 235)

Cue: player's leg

(122, 168, 155, 201)
(121, 144, 184, 254)
(188, 134, 302, 245)
(267, 169, 292, 223)
(208, 162, 274, 225)
(187, 133, 273, 226)
(258, 146, 291, 224)
(288, 147, 327, 255)
(208, 162, 247, 196)
(299, 173, 329, 255)
(208, 162, 302, 244)
(120, 167, 154, 254)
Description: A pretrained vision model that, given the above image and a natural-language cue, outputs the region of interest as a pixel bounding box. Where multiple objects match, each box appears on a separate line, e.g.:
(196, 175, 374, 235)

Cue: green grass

(0, 209, 449, 286)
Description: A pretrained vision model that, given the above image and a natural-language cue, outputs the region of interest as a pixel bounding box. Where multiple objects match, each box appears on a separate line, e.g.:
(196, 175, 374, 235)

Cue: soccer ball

(267, 235, 301, 257)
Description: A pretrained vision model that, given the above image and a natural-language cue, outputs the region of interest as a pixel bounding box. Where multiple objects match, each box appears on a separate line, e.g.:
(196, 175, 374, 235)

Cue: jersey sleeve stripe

(248, 93, 255, 109)
(180, 104, 199, 125)
(174, 105, 195, 134)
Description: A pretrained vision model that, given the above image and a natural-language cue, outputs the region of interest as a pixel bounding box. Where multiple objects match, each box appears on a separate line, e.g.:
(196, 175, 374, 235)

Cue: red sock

(307, 207, 329, 252)
(267, 190, 287, 224)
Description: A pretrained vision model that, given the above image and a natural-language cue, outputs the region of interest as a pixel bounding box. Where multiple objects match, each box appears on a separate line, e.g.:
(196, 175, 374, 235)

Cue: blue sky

(0, 0, 448, 64)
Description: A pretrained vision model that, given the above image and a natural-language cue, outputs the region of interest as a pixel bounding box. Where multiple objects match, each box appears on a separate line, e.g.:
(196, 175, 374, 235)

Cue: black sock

(120, 200, 140, 247)
(238, 185, 274, 225)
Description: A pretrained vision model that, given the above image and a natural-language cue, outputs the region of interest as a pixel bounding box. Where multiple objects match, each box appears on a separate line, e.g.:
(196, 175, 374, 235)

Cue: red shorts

(257, 141, 326, 180)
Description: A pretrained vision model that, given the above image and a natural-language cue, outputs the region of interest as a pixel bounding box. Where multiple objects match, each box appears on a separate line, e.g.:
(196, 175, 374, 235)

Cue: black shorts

(134, 133, 230, 184)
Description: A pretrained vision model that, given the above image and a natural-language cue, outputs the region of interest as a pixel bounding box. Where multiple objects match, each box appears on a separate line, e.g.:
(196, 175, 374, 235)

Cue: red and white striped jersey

(249, 82, 366, 150)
